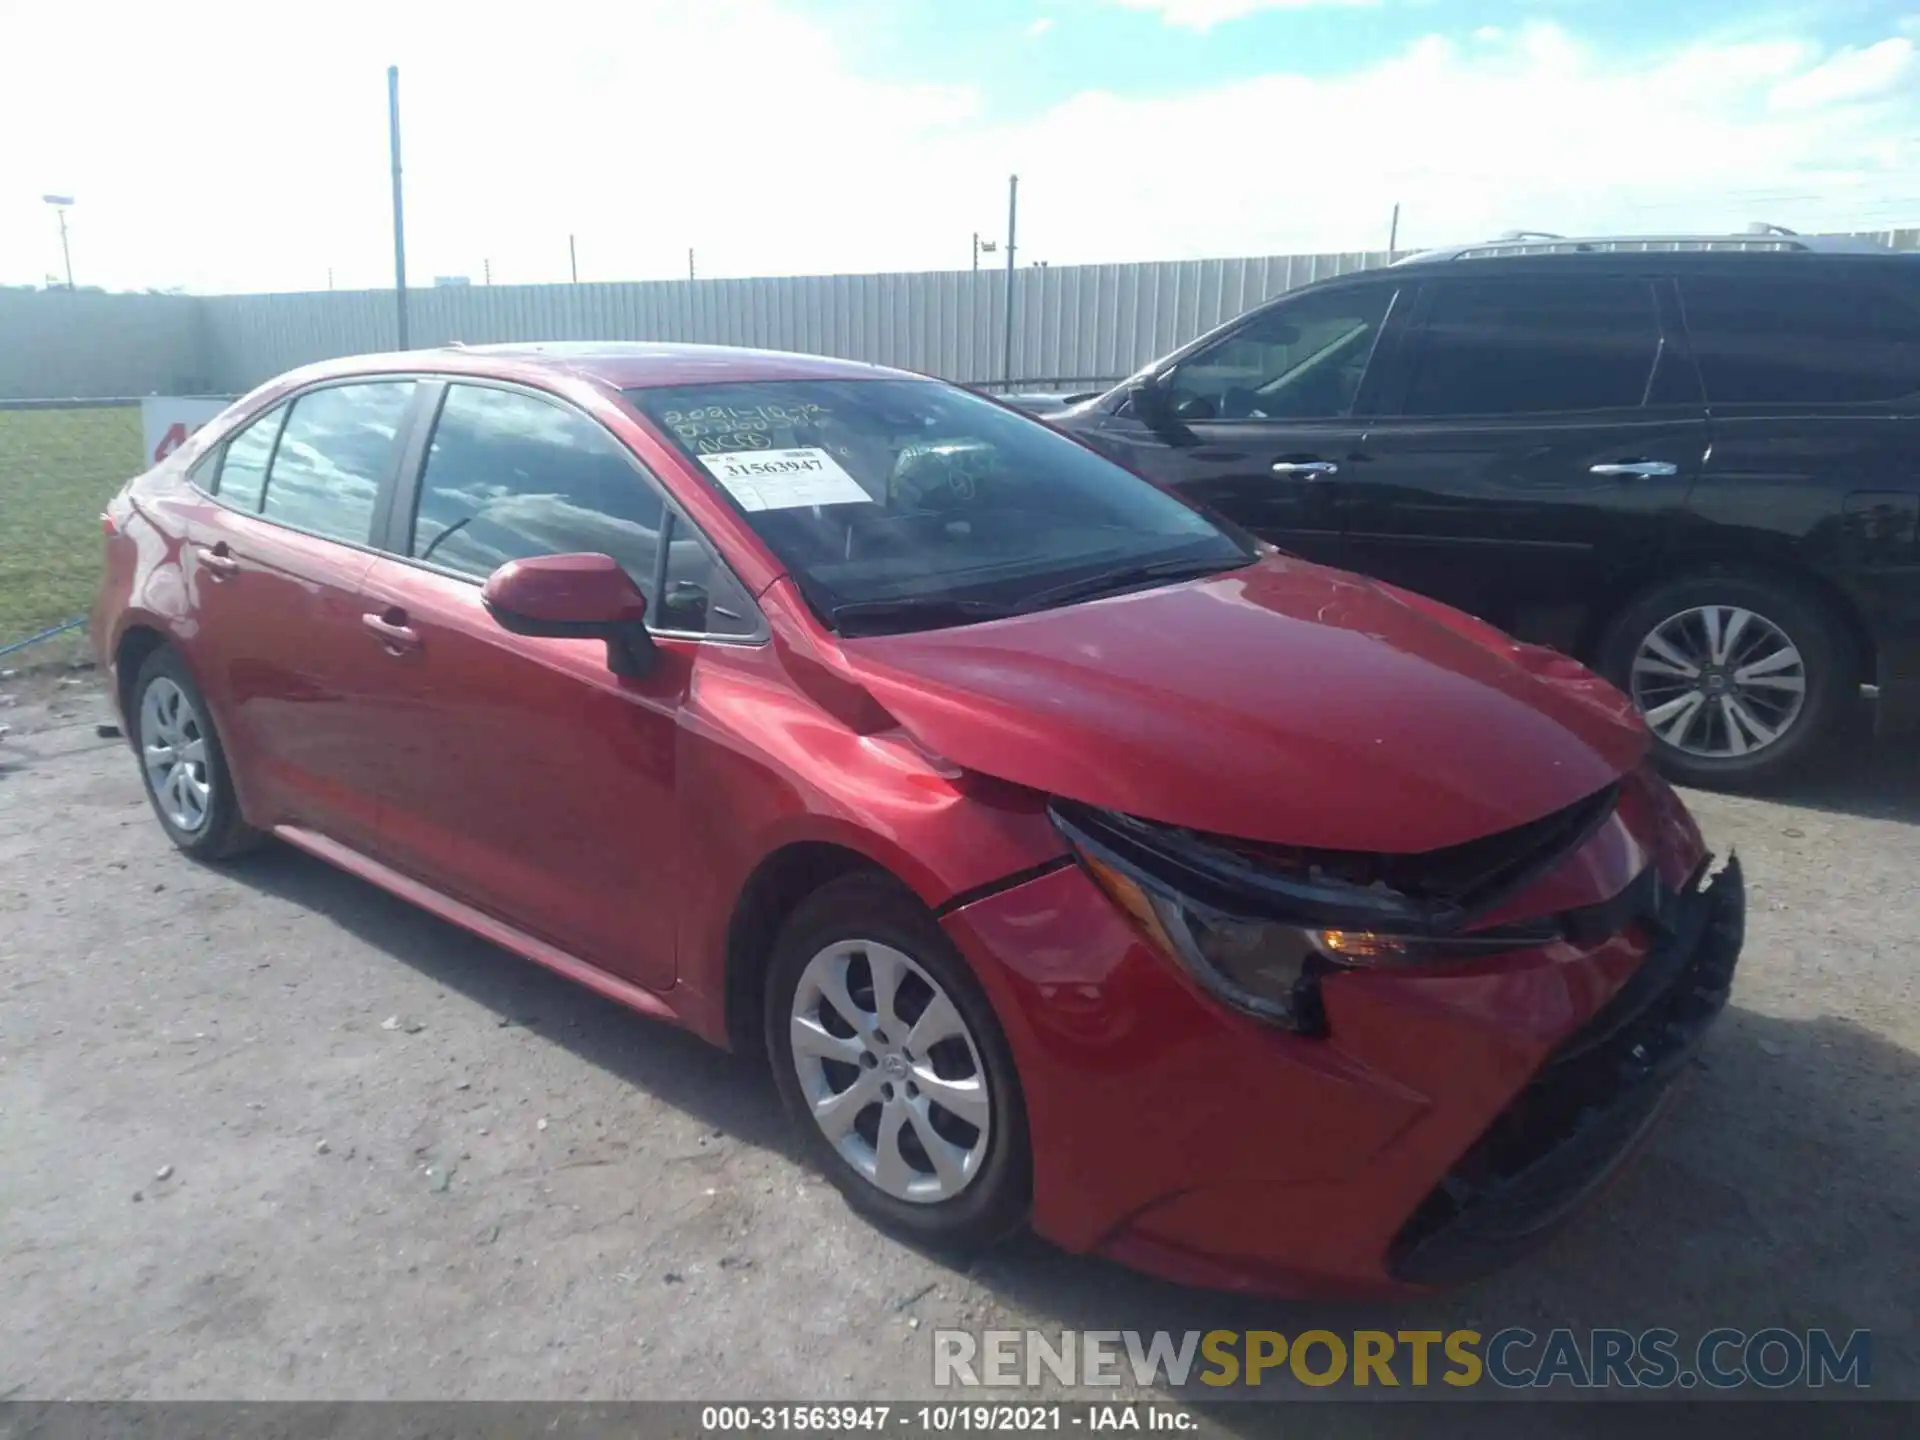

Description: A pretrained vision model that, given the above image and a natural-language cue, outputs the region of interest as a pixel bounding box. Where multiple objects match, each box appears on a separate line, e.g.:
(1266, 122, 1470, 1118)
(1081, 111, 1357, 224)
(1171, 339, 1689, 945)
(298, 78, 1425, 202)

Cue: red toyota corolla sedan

(92, 343, 1743, 1294)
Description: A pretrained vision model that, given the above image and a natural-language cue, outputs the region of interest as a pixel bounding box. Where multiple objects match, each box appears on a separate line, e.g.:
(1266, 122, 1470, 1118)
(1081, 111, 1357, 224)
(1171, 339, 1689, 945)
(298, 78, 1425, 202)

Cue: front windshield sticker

(697, 447, 874, 512)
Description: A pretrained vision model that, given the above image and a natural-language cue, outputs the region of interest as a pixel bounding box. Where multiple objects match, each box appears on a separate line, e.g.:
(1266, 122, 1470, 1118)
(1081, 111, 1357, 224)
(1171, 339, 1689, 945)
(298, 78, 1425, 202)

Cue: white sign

(140, 396, 234, 467)
(697, 446, 873, 512)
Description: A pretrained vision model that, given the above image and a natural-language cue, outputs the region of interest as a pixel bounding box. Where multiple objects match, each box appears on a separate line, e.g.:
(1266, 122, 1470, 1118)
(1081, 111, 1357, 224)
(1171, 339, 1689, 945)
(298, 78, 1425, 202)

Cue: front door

(1085, 278, 1405, 565)
(1338, 273, 1707, 642)
(350, 381, 694, 991)
(176, 380, 420, 853)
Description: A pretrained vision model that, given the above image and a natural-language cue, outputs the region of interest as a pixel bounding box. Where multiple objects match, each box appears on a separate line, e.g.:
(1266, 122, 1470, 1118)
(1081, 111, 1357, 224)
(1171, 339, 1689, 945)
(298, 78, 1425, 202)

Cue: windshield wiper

(829, 596, 1020, 635)
(1015, 556, 1248, 613)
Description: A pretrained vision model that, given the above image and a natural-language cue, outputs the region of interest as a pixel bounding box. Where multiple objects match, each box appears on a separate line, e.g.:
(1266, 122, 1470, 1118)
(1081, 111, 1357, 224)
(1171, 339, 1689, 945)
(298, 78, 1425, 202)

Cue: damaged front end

(1049, 784, 1626, 1034)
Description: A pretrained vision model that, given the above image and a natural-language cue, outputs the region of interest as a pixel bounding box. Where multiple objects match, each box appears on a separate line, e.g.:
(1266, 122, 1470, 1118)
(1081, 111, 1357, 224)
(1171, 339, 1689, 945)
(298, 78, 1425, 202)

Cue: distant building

(432, 275, 472, 288)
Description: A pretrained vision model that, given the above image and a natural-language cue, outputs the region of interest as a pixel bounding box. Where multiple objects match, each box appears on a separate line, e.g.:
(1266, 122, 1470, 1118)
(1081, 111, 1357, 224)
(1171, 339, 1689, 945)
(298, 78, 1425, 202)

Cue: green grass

(0, 405, 143, 647)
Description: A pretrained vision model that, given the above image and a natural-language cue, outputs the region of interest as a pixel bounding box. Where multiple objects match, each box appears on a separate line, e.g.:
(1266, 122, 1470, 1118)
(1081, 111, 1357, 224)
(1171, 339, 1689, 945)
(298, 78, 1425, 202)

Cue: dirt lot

(1, 669, 1915, 1419)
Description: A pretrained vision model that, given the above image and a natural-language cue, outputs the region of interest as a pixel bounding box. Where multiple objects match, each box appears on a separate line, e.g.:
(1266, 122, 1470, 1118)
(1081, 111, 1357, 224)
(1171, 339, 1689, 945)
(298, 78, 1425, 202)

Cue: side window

(1402, 277, 1662, 417)
(658, 514, 759, 637)
(1682, 272, 1920, 405)
(210, 405, 285, 511)
(411, 385, 664, 595)
(1167, 285, 1395, 422)
(260, 382, 415, 544)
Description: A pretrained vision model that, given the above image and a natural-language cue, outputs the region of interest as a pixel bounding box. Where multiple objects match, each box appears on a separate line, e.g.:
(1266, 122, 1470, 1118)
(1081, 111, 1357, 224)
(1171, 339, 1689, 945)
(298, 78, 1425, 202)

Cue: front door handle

(361, 610, 420, 652)
(194, 543, 238, 576)
(1271, 460, 1340, 477)
(1589, 461, 1679, 478)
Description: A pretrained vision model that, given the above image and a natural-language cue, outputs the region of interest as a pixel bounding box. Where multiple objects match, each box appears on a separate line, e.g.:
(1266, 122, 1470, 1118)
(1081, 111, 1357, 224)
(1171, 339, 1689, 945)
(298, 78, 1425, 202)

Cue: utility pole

(327, 267, 334, 291)
(688, 248, 696, 281)
(972, 232, 979, 273)
(387, 66, 409, 350)
(41, 196, 75, 289)
(1001, 174, 1019, 385)
(1388, 201, 1400, 256)
(569, 234, 579, 283)
(483, 258, 492, 285)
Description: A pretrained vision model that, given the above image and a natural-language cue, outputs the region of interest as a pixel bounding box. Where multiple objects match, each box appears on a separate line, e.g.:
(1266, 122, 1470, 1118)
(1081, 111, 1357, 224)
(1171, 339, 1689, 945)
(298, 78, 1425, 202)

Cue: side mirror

(1126, 376, 1196, 445)
(481, 552, 658, 678)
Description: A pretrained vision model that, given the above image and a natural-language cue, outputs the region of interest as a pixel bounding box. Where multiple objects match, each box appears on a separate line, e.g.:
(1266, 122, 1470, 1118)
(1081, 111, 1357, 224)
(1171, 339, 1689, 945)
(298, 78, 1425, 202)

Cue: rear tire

(765, 873, 1031, 1251)
(1596, 571, 1851, 789)
(130, 647, 263, 860)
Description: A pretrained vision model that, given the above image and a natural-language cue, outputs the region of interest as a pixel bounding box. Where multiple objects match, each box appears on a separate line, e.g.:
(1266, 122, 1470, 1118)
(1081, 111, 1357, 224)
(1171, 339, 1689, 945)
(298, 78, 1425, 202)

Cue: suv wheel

(1597, 573, 1850, 788)
(131, 647, 263, 859)
(766, 874, 1031, 1250)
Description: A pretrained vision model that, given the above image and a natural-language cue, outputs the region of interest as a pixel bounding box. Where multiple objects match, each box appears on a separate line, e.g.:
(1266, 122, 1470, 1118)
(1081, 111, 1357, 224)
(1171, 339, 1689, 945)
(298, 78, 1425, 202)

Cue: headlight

(1060, 807, 1554, 1034)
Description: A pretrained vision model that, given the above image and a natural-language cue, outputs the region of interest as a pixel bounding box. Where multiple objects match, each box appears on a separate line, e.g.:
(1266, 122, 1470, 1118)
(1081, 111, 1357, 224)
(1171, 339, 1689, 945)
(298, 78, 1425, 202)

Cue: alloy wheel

(788, 939, 992, 1204)
(139, 676, 213, 833)
(1629, 604, 1807, 760)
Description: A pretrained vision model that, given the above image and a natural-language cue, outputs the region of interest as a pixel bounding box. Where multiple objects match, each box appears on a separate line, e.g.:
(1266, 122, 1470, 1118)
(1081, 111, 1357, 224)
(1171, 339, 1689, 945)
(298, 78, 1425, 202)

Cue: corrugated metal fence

(5, 229, 1916, 402)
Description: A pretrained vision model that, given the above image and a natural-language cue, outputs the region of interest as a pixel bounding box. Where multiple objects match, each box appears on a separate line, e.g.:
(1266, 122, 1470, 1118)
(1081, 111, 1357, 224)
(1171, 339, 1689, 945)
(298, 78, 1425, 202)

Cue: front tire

(766, 873, 1031, 1250)
(131, 647, 262, 860)
(1597, 572, 1851, 789)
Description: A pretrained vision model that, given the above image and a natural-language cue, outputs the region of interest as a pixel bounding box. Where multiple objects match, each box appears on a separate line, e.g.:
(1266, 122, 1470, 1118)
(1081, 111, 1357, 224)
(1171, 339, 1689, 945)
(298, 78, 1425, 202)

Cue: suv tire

(1597, 571, 1851, 789)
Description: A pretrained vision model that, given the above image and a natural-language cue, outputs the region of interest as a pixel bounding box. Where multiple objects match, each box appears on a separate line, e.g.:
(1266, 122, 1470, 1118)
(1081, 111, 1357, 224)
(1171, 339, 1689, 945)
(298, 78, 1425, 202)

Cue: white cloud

(1028, 17, 1056, 37)
(1104, 0, 1373, 29)
(1769, 37, 1914, 111)
(1, 7, 1916, 294)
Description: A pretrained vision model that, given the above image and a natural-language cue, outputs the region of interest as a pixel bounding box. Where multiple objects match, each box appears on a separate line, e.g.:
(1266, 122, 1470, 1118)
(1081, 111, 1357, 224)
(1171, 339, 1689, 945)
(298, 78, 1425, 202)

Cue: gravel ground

(1, 670, 1914, 1419)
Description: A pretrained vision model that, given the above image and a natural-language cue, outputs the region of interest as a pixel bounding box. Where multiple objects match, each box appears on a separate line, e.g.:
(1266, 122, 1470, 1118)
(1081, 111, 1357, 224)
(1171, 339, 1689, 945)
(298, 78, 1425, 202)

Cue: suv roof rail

(1394, 229, 1896, 264)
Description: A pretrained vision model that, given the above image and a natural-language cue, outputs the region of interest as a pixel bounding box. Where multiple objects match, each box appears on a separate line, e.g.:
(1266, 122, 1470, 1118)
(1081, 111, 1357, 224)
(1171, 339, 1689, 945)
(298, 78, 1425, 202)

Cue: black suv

(1050, 234, 1920, 787)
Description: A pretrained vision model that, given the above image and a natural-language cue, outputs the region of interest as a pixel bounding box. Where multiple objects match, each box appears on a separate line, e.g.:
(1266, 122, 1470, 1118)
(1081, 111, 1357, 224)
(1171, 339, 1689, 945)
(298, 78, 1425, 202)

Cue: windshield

(625, 378, 1250, 632)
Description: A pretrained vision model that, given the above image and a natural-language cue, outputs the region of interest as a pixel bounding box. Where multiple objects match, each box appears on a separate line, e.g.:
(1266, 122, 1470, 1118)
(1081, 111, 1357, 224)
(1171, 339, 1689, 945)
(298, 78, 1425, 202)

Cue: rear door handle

(1589, 461, 1679, 478)
(194, 544, 238, 575)
(361, 611, 420, 651)
(1271, 461, 1340, 477)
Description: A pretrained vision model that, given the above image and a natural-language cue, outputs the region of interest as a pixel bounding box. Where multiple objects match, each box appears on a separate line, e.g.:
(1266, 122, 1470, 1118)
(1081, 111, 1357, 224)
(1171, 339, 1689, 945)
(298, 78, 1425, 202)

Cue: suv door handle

(362, 610, 420, 652)
(1590, 461, 1679, 478)
(1271, 461, 1339, 477)
(194, 543, 238, 576)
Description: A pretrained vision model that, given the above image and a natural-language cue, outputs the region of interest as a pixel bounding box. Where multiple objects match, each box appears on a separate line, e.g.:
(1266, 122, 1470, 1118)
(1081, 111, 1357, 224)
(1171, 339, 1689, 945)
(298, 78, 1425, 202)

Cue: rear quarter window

(1681, 271, 1920, 406)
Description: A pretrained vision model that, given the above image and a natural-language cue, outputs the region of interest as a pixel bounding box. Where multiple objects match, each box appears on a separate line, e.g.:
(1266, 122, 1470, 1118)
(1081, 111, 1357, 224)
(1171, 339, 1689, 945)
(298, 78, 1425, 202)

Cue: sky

(2, 0, 1918, 294)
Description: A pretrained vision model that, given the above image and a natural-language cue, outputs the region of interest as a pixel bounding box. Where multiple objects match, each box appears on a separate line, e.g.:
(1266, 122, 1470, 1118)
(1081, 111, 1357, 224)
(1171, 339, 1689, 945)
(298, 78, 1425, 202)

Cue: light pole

(387, 66, 410, 350)
(41, 195, 75, 289)
(1002, 174, 1019, 385)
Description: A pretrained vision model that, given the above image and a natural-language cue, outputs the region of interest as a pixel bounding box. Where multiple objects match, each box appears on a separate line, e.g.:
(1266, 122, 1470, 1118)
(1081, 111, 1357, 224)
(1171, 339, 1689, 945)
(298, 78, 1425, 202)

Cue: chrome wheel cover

(1630, 604, 1807, 760)
(789, 939, 991, 1204)
(139, 677, 213, 832)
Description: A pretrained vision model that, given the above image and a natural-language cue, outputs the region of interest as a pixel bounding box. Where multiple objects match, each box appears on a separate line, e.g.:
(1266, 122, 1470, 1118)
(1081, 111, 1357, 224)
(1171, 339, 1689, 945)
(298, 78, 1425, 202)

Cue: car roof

(282, 341, 920, 391)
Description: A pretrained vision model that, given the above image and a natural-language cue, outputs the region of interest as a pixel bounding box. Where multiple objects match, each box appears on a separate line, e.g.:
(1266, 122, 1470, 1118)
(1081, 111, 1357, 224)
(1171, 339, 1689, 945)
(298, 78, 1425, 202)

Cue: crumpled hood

(835, 557, 1647, 853)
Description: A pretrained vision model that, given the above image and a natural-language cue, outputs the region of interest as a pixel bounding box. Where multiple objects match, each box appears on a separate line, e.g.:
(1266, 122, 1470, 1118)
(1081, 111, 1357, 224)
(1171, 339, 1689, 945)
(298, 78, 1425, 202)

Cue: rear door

(1083, 278, 1405, 563)
(1338, 273, 1706, 644)
(1679, 262, 1920, 728)
(1679, 263, 1920, 558)
(179, 379, 420, 852)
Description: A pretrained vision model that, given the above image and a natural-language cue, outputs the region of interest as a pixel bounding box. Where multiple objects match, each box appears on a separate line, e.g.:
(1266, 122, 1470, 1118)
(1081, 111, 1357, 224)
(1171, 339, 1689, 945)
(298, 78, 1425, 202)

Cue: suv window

(211, 404, 286, 511)
(1167, 285, 1394, 421)
(1681, 271, 1920, 405)
(1402, 277, 1662, 416)
(260, 382, 416, 544)
(411, 384, 665, 597)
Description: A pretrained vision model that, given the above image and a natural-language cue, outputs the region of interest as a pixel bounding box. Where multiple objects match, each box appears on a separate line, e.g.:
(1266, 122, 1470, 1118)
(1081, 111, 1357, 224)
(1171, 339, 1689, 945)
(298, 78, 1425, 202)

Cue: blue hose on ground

(0, 616, 87, 661)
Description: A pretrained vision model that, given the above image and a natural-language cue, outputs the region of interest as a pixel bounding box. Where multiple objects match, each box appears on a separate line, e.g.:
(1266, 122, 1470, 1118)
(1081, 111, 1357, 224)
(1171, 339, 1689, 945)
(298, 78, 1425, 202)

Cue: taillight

(101, 512, 119, 537)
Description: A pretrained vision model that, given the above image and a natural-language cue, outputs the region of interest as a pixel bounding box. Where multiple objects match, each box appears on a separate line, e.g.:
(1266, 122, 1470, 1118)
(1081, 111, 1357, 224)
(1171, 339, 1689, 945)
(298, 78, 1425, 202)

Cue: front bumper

(1387, 856, 1744, 1285)
(939, 789, 1742, 1295)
